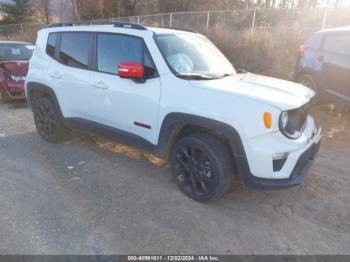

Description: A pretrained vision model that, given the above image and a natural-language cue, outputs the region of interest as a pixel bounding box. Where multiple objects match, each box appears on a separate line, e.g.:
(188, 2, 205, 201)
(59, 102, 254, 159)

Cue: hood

(0, 61, 29, 77)
(189, 73, 314, 111)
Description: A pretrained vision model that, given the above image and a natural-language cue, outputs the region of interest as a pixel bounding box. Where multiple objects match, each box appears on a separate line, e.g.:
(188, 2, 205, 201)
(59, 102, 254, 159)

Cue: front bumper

(0, 81, 26, 101)
(242, 138, 321, 189)
(238, 115, 322, 190)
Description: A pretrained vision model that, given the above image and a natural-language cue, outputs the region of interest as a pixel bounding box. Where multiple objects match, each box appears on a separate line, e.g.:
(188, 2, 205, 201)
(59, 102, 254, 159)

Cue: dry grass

(208, 27, 306, 80)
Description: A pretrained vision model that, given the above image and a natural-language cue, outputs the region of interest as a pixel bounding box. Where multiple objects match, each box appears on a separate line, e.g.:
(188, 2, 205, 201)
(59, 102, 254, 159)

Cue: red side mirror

(118, 62, 144, 79)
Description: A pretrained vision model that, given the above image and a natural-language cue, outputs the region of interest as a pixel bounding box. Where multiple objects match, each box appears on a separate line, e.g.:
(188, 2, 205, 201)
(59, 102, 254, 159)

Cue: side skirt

(64, 117, 158, 156)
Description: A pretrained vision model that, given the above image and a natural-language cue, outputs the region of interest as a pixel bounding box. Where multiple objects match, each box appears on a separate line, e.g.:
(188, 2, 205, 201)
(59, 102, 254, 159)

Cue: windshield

(0, 44, 34, 61)
(155, 33, 235, 80)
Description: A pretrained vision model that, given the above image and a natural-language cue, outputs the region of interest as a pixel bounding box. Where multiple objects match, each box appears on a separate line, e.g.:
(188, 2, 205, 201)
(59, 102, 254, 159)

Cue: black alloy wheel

(171, 134, 234, 202)
(33, 97, 70, 143)
(174, 144, 218, 197)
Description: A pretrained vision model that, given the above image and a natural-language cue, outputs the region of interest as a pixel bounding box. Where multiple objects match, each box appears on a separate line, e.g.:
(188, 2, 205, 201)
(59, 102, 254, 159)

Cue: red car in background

(0, 41, 34, 102)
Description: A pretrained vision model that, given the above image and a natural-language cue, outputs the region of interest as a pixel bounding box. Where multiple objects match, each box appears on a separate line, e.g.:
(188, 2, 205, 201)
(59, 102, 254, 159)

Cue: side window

(46, 33, 57, 58)
(97, 33, 157, 78)
(323, 34, 350, 56)
(58, 32, 90, 69)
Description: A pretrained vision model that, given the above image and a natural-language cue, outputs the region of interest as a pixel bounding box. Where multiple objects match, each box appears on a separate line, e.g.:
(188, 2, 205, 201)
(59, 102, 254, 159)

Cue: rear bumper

(242, 139, 321, 190)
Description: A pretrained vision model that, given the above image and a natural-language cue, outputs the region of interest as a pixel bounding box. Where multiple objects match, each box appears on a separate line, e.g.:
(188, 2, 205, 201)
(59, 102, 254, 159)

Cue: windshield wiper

(236, 68, 247, 74)
(214, 73, 234, 79)
(177, 73, 215, 80)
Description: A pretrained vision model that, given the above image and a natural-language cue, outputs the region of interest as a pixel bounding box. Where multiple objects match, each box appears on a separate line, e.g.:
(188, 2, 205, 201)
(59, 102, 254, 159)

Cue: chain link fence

(0, 22, 45, 42)
(109, 8, 350, 33)
(0, 8, 349, 43)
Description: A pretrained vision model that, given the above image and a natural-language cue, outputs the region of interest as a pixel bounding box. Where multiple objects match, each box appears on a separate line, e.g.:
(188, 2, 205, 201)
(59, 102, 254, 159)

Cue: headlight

(279, 110, 304, 139)
(280, 111, 289, 130)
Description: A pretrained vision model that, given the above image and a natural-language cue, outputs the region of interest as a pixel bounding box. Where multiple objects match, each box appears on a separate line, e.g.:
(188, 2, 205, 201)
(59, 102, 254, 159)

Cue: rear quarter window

(58, 32, 91, 70)
(46, 33, 57, 58)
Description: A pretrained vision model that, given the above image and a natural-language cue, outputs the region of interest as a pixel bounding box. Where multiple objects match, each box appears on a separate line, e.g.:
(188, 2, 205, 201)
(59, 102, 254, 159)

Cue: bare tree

(68, 0, 136, 21)
(122, 0, 137, 16)
(158, 0, 191, 13)
(42, 0, 50, 25)
(103, 0, 120, 19)
(59, 1, 64, 22)
(76, 0, 103, 20)
(309, 0, 318, 8)
(42, 0, 50, 24)
(71, 0, 80, 21)
(31, 0, 50, 24)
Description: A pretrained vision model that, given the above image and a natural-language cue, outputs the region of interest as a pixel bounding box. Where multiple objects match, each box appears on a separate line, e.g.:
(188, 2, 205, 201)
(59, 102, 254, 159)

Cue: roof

(147, 26, 197, 35)
(321, 26, 350, 33)
(45, 22, 197, 36)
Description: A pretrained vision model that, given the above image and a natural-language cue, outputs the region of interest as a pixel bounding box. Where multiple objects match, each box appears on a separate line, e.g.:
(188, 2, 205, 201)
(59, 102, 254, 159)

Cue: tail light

(299, 45, 306, 54)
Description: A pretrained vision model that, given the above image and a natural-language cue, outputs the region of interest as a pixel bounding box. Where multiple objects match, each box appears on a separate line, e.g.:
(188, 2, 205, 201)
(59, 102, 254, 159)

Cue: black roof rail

(48, 22, 75, 28)
(47, 21, 147, 30)
(150, 26, 199, 34)
(47, 22, 198, 33)
(113, 21, 147, 30)
(170, 27, 198, 33)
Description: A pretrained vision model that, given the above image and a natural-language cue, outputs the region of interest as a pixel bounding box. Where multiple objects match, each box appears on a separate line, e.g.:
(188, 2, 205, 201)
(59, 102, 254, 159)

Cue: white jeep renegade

(25, 22, 322, 201)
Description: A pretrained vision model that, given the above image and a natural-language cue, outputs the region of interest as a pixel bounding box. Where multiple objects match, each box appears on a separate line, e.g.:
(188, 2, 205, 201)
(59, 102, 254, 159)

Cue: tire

(0, 93, 10, 103)
(297, 74, 320, 104)
(33, 97, 70, 143)
(170, 133, 234, 202)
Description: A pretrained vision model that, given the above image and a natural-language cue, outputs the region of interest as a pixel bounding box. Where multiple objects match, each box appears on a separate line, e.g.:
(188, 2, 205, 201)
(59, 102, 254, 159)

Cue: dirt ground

(0, 99, 349, 255)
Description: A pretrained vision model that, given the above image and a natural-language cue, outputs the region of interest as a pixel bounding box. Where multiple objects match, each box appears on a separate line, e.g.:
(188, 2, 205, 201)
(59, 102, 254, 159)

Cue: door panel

(91, 72, 161, 143)
(48, 32, 93, 119)
(91, 33, 161, 144)
(321, 33, 350, 101)
(49, 61, 91, 119)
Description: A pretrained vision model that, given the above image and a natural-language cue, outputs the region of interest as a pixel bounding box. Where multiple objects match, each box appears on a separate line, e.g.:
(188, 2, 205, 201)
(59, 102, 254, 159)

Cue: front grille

(6, 85, 25, 97)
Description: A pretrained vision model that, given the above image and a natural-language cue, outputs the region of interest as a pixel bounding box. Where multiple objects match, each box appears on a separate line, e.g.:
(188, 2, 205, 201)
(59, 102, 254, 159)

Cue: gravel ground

(0, 100, 349, 255)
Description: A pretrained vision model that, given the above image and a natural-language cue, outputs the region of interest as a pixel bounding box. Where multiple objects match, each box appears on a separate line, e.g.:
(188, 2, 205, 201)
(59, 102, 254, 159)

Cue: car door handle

(49, 71, 62, 79)
(318, 55, 324, 62)
(93, 81, 109, 90)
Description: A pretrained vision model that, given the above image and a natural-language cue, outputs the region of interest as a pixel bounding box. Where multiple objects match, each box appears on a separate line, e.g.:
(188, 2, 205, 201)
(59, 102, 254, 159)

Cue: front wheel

(0, 92, 10, 103)
(170, 134, 234, 202)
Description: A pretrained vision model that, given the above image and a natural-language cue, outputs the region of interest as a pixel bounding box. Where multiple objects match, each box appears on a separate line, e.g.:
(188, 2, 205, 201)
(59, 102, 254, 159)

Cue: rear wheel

(170, 134, 234, 202)
(33, 97, 70, 143)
